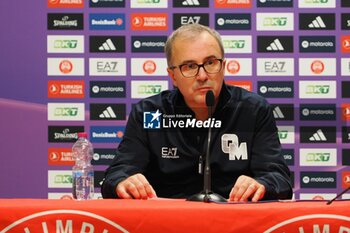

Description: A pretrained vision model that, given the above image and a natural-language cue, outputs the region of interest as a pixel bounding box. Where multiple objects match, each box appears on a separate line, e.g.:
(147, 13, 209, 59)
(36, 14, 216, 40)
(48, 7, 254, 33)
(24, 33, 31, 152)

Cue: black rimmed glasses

(169, 58, 224, 78)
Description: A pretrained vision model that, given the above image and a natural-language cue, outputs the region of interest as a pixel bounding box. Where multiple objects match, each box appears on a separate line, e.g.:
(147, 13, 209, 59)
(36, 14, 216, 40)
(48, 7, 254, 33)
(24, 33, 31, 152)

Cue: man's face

(167, 31, 225, 110)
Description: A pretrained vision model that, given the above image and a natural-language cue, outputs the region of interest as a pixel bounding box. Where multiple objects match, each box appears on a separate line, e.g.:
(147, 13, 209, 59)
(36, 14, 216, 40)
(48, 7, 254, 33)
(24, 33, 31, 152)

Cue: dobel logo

(226, 60, 240, 74)
(311, 60, 325, 74)
(221, 134, 248, 160)
(143, 60, 156, 74)
(59, 60, 73, 74)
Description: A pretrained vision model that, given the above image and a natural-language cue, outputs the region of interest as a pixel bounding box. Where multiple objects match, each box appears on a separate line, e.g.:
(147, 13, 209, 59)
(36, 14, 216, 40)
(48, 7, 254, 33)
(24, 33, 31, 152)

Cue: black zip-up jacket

(102, 83, 293, 200)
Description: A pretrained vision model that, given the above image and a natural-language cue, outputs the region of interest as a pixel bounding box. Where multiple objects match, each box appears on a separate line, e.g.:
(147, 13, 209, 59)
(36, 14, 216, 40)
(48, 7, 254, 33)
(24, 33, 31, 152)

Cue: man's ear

(167, 68, 177, 86)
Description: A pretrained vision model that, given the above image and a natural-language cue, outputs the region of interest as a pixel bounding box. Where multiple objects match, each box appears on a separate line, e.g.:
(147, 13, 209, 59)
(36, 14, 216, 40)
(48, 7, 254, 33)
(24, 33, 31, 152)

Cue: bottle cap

(78, 132, 88, 138)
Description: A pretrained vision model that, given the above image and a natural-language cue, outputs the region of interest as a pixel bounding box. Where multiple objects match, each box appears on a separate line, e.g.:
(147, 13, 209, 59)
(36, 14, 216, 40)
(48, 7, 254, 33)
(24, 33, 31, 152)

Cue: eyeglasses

(169, 58, 224, 78)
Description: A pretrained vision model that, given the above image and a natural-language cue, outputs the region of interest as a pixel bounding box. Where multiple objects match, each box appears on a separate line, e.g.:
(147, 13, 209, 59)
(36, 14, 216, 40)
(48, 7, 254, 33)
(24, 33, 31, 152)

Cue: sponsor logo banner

(131, 58, 168, 76)
(299, 36, 335, 53)
(89, 58, 126, 76)
(257, 0, 293, 7)
(47, 13, 83, 30)
(47, 35, 84, 53)
(48, 148, 74, 166)
(92, 148, 116, 165)
(131, 36, 167, 53)
(341, 13, 350, 30)
(342, 81, 350, 98)
(258, 81, 294, 98)
(48, 103, 85, 121)
(257, 36, 294, 53)
(341, 58, 350, 76)
(299, 80, 336, 99)
(299, 13, 335, 30)
(48, 126, 84, 143)
(90, 126, 125, 143)
(90, 103, 126, 120)
(299, 0, 336, 8)
(277, 126, 295, 144)
(47, 58, 84, 76)
(48, 0, 84, 8)
(48, 170, 72, 188)
(215, 13, 251, 30)
(131, 80, 168, 99)
(131, 13, 168, 30)
(89, 13, 125, 30)
(225, 80, 252, 92)
(214, 0, 252, 8)
(90, 81, 126, 98)
(300, 126, 336, 143)
(89, 36, 125, 53)
(282, 148, 294, 166)
(271, 104, 294, 121)
(299, 58, 336, 76)
(173, 0, 209, 7)
(48, 192, 74, 199)
(342, 171, 350, 188)
(299, 148, 337, 166)
(342, 127, 350, 143)
(341, 35, 350, 53)
(342, 149, 350, 165)
(299, 193, 336, 200)
(131, 0, 168, 8)
(342, 103, 350, 121)
(256, 13, 294, 31)
(257, 58, 294, 76)
(89, 0, 125, 8)
(225, 58, 252, 76)
(300, 172, 337, 188)
(343, 0, 350, 7)
(48, 80, 84, 99)
(222, 35, 252, 53)
(300, 104, 336, 121)
(173, 13, 209, 29)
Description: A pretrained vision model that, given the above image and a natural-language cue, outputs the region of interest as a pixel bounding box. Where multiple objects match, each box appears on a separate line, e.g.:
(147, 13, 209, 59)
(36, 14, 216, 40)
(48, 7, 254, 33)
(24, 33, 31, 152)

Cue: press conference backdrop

(0, 0, 350, 200)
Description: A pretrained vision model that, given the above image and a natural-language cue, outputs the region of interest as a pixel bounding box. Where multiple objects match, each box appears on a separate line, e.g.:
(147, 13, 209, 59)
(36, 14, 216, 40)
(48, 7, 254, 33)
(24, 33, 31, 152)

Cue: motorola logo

(257, 36, 293, 53)
(299, 13, 335, 30)
(215, 14, 251, 30)
(300, 104, 336, 121)
(90, 81, 126, 98)
(299, 36, 335, 53)
(90, 36, 125, 53)
(92, 148, 117, 165)
(131, 36, 167, 53)
(257, 0, 293, 7)
(300, 172, 336, 188)
(173, 13, 209, 29)
(257, 81, 294, 98)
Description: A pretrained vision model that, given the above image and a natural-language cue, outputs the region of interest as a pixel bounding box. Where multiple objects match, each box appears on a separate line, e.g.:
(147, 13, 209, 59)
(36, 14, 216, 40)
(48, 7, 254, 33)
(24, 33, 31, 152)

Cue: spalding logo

(1, 210, 129, 233)
(264, 214, 350, 233)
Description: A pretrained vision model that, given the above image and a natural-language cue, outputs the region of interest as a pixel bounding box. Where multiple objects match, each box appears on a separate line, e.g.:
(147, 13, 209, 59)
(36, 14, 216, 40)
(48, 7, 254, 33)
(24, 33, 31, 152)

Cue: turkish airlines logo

(48, 0, 84, 8)
(143, 60, 157, 74)
(131, 13, 168, 30)
(342, 104, 350, 121)
(48, 148, 74, 166)
(342, 171, 350, 188)
(48, 80, 84, 98)
(342, 36, 350, 53)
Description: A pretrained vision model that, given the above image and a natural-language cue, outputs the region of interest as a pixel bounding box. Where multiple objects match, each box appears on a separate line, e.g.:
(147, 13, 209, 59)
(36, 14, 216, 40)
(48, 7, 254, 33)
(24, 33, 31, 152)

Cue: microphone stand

(326, 186, 350, 205)
(187, 91, 227, 203)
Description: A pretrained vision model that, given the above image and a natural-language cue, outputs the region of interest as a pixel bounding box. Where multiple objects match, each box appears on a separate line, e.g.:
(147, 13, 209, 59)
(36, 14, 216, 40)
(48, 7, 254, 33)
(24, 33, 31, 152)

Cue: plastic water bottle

(72, 132, 94, 200)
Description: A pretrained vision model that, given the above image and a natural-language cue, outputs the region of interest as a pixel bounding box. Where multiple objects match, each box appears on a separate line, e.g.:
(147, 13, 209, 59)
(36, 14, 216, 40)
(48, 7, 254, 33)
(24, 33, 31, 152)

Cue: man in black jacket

(102, 23, 292, 202)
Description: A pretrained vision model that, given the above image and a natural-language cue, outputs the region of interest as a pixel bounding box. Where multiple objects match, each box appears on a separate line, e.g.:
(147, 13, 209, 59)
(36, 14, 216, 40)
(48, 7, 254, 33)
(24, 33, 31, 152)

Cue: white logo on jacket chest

(161, 147, 179, 159)
(221, 134, 248, 160)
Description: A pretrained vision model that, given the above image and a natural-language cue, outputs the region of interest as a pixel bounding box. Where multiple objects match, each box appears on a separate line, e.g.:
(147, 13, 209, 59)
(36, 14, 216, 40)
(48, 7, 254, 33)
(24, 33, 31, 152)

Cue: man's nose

(196, 66, 208, 81)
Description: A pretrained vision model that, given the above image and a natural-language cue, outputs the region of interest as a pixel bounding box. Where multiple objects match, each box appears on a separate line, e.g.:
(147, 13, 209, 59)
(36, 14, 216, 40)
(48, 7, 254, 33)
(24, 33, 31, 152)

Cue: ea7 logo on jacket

(221, 134, 248, 160)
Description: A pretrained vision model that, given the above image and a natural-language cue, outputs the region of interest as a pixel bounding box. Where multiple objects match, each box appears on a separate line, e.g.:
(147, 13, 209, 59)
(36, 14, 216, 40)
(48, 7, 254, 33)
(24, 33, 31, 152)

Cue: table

(0, 198, 350, 233)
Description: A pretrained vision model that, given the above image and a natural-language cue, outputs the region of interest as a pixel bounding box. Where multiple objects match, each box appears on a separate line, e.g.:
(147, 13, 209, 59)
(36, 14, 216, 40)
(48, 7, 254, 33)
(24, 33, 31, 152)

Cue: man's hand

(229, 175, 266, 202)
(116, 173, 157, 199)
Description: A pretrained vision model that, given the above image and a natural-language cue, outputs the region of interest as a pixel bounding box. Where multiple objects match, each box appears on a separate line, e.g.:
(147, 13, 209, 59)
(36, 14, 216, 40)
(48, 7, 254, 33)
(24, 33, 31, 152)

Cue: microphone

(187, 90, 227, 203)
(326, 186, 350, 205)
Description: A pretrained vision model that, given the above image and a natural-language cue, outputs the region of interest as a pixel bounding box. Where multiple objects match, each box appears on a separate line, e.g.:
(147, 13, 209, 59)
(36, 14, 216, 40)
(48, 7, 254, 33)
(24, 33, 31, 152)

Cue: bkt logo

(256, 13, 293, 31)
(264, 17, 287, 26)
(300, 149, 337, 166)
(221, 134, 248, 161)
(222, 35, 252, 53)
(299, 81, 336, 99)
(143, 110, 162, 129)
(277, 126, 295, 144)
